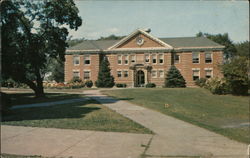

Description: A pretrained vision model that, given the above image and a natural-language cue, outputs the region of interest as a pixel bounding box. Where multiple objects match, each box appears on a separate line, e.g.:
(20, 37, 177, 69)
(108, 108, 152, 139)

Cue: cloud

(106, 27, 120, 34)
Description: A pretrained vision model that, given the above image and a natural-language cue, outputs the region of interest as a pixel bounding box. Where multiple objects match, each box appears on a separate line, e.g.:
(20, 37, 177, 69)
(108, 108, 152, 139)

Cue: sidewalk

(1, 125, 151, 158)
(84, 90, 248, 158)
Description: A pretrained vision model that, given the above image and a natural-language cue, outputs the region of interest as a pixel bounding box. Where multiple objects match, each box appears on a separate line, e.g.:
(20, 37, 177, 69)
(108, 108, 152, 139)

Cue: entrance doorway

(136, 70, 145, 87)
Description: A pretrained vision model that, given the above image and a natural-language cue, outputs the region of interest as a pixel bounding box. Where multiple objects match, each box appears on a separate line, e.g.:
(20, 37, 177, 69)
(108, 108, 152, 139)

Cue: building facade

(65, 29, 224, 87)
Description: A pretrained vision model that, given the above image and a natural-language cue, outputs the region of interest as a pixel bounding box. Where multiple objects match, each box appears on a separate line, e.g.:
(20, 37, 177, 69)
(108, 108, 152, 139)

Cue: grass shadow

(2, 100, 100, 122)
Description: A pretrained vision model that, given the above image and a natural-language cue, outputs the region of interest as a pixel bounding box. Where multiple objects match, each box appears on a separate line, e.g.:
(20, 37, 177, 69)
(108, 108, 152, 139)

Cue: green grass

(2, 99, 152, 134)
(102, 88, 249, 143)
(8, 93, 85, 106)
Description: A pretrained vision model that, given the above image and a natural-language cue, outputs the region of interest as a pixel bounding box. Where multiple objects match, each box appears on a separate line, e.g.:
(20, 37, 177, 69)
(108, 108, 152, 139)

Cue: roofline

(107, 29, 173, 50)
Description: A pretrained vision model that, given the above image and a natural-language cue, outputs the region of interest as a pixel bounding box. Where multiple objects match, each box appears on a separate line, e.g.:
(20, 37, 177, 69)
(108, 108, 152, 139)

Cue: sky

(68, 1, 249, 43)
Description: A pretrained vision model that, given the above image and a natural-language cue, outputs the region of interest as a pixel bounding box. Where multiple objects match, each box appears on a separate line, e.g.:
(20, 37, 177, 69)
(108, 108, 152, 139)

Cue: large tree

(1, 0, 82, 97)
(196, 32, 237, 60)
(165, 66, 186, 88)
(235, 41, 249, 57)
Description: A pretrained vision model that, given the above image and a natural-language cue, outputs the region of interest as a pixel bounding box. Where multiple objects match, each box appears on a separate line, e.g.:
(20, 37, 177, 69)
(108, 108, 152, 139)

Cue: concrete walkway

(1, 125, 151, 158)
(11, 98, 89, 109)
(84, 90, 249, 158)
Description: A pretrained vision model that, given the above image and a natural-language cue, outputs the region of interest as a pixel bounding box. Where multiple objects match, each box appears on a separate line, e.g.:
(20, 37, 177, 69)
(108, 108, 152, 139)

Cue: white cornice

(108, 29, 173, 50)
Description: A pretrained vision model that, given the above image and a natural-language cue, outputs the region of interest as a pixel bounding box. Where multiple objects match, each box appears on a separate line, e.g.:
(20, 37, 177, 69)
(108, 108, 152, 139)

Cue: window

(174, 54, 180, 64)
(151, 70, 157, 78)
(192, 70, 200, 80)
(124, 55, 129, 65)
(84, 55, 90, 65)
(159, 70, 164, 78)
(159, 54, 164, 64)
(73, 56, 80, 65)
(118, 55, 122, 65)
(124, 71, 128, 77)
(192, 52, 199, 63)
(131, 55, 136, 63)
(117, 71, 122, 77)
(84, 71, 90, 80)
(73, 71, 80, 77)
(205, 53, 212, 63)
(145, 54, 150, 63)
(152, 54, 157, 64)
(205, 70, 212, 78)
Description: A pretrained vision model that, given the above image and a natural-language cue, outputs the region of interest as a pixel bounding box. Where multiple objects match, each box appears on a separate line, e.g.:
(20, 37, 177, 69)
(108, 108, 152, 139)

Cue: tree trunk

(34, 68, 45, 98)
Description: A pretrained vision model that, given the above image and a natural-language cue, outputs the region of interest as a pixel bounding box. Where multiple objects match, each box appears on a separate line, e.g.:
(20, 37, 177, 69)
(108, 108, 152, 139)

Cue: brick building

(65, 29, 224, 87)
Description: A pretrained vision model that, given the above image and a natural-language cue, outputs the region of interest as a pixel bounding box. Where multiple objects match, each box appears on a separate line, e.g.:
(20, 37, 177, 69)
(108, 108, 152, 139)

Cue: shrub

(0, 92, 12, 113)
(69, 76, 83, 83)
(85, 80, 93, 88)
(146, 83, 156, 88)
(205, 77, 229, 95)
(165, 66, 186, 88)
(195, 78, 207, 87)
(116, 83, 127, 88)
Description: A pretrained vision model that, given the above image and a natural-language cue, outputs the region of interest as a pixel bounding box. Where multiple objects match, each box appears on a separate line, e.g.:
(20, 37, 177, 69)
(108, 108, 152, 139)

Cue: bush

(165, 66, 186, 88)
(116, 83, 127, 88)
(69, 76, 83, 83)
(85, 80, 93, 88)
(221, 56, 248, 95)
(195, 78, 207, 87)
(205, 77, 229, 95)
(146, 83, 156, 88)
(0, 92, 12, 113)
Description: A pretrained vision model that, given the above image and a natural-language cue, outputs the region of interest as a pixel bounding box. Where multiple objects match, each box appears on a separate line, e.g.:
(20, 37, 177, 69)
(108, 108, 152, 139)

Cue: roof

(67, 35, 224, 52)
(68, 40, 119, 50)
(159, 37, 223, 48)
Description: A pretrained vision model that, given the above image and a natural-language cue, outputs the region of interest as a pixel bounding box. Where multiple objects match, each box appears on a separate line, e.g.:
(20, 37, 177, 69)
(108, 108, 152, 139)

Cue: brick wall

(64, 54, 100, 82)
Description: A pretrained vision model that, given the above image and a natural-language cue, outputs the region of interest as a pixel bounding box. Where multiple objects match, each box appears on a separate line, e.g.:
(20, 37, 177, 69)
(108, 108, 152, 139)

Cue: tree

(1, 0, 82, 97)
(95, 57, 115, 88)
(221, 57, 249, 95)
(165, 66, 186, 88)
(196, 32, 237, 60)
(98, 34, 125, 40)
(235, 41, 249, 57)
(48, 59, 65, 83)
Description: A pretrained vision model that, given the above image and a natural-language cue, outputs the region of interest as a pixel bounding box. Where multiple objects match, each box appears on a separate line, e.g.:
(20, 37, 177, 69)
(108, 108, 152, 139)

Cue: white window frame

(205, 52, 213, 64)
(192, 68, 200, 80)
(83, 70, 91, 80)
(152, 54, 157, 64)
(159, 69, 164, 78)
(145, 54, 150, 63)
(123, 70, 129, 78)
(159, 54, 164, 64)
(118, 55, 122, 65)
(174, 54, 180, 64)
(73, 70, 80, 77)
(192, 52, 200, 64)
(124, 55, 129, 65)
(131, 54, 136, 64)
(73, 56, 80, 66)
(204, 68, 213, 78)
(84, 55, 91, 65)
(117, 70, 122, 78)
(151, 70, 157, 78)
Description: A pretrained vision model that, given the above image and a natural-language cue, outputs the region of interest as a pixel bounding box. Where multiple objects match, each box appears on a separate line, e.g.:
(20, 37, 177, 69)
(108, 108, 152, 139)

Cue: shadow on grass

(9, 93, 84, 106)
(2, 100, 100, 122)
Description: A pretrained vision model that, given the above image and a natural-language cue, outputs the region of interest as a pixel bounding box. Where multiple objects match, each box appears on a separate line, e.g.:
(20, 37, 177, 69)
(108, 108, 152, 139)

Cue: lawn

(2, 99, 152, 134)
(7, 92, 85, 106)
(102, 88, 249, 143)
